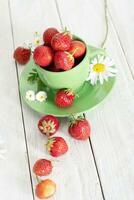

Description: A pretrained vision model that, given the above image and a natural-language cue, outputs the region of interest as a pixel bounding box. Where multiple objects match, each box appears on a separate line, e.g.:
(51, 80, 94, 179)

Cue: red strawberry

(68, 115, 91, 140)
(51, 32, 72, 51)
(13, 47, 31, 65)
(46, 136, 68, 157)
(68, 40, 86, 58)
(46, 64, 61, 72)
(55, 89, 75, 108)
(43, 28, 59, 46)
(33, 45, 54, 67)
(35, 179, 56, 199)
(33, 159, 52, 176)
(54, 51, 74, 71)
(38, 115, 59, 136)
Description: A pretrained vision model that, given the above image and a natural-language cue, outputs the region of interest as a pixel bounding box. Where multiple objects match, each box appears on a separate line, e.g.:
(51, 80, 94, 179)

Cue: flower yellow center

(35, 40, 40, 45)
(93, 63, 105, 73)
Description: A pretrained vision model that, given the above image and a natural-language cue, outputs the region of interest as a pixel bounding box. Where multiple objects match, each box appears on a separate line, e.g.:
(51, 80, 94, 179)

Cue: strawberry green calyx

(66, 52, 74, 61)
(69, 114, 85, 126)
(71, 48, 79, 56)
(39, 120, 56, 136)
(46, 138, 55, 152)
(62, 27, 72, 39)
(64, 88, 75, 96)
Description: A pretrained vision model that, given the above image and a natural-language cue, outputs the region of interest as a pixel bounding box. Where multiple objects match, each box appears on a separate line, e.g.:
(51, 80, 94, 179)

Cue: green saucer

(19, 46, 116, 117)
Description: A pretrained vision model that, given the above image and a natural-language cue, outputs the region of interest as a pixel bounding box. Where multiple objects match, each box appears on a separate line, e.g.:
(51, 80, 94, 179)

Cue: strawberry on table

(46, 136, 68, 157)
(43, 27, 59, 46)
(51, 31, 72, 51)
(54, 51, 74, 71)
(68, 40, 86, 58)
(38, 115, 60, 137)
(35, 179, 56, 199)
(13, 47, 31, 65)
(68, 115, 91, 140)
(33, 45, 54, 67)
(55, 89, 75, 108)
(33, 159, 52, 176)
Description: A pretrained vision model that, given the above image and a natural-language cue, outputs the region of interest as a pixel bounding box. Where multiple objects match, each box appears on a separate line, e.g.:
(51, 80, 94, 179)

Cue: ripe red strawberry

(43, 28, 59, 46)
(35, 179, 56, 199)
(51, 32, 72, 51)
(55, 89, 75, 108)
(38, 115, 60, 136)
(68, 115, 91, 140)
(54, 51, 74, 71)
(46, 136, 68, 157)
(13, 47, 31, 65)
(33, 45, 54, 67)
(46, 64, 61, 72)
(68, 40, 86, 58)
(33, 159, 52, 176)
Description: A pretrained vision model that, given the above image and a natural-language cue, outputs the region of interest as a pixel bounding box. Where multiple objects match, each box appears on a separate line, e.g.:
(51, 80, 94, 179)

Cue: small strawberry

(55, 89, 75, 108)
(33, 159, 52, 176)
(54, 51, 74, 71)
(33, 45, 54, 67)
(38, 115, 60, 136)
(13, 47, 31, 65)
(68, 115, 91, 140)
(51, 31, 72, 51)
(46, 136, 68, 157)
(68, 40, 86, 58)
(43, 27, 59, 46)
(35, 179, 56, 199)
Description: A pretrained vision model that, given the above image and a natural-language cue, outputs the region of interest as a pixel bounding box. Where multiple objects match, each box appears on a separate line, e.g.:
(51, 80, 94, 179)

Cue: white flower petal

(26, 90, 35, 101)
(91, 58, 98, 65)
(89, 64, 94, 71)
(107, 71, 116, 77)
(103, 74, 109, 81)
(36, 91, 47, 102)
(99, 74, 104, 84)
(98, 55, 105, 63)
(107, 67, 117, 73)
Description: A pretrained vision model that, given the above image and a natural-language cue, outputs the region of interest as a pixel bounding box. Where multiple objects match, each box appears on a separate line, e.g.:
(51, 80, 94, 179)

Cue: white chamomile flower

(36, 91, 47, 102)
(87, 55, 117, 85)
(25, 90, 35, 101)
(33, 32, 42, 46)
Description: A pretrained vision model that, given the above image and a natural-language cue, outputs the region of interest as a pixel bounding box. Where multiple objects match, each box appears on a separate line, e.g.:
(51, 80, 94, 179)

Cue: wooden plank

(108, 0, 134, 78)
(9, 0, 104, 199)
(57, 0, 134, 199)
(0, 1, 34, 200)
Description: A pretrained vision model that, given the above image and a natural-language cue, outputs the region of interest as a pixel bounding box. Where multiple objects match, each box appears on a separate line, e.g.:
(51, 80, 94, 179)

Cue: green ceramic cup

(35, 36, 90, 91)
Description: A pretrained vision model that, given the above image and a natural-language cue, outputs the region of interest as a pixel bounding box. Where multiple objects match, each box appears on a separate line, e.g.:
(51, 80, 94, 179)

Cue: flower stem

(101, 0, 108, 49)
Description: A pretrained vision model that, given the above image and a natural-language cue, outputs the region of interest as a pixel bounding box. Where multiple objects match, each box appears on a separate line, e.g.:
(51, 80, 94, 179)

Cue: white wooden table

(1, 0, 134, 199)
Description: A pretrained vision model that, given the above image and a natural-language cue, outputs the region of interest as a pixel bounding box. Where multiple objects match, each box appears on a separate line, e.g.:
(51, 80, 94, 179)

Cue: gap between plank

(8, 1, 35, 199)
(55, 0, 64, 30)
(54, 1, 106, 199)
(89, 139, 106, 200)
(108, 10, 134, 80)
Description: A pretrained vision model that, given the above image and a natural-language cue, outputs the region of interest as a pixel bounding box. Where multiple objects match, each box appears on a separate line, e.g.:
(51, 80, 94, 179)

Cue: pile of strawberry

(33, 114, 91, 199)
(13, 27, 86, 72)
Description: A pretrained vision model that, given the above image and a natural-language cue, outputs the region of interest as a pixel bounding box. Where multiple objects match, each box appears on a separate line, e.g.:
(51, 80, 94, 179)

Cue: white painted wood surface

(0, 0, 134, 199)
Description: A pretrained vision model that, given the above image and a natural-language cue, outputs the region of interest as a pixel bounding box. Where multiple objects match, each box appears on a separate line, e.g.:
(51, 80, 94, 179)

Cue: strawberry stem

(83, 113, 86, 119)
(71, 48, 79, 56)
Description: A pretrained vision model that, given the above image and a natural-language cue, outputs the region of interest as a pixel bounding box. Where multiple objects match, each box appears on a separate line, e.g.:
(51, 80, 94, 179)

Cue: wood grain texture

(108, 0, 134, 78)
(57, 0, 134, 199)
(9, 0, 104, 199)
(0, 1, 34, 199)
